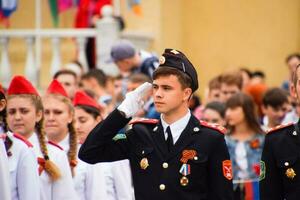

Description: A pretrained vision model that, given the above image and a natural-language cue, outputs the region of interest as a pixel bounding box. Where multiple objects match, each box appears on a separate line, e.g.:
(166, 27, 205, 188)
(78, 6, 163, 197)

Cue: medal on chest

(140, 157, 149, 170)
(179, 149, 197, 186)
(286, 168, 296, 179)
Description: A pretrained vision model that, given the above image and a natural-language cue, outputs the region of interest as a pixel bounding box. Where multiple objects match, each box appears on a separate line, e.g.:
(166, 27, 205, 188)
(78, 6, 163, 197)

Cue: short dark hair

(204, 101, 226, 118)
(53, 69, 77, 80)
(152, 67, 192, 90)
(75, 105, 101, 119)
(262, 88, 288, 108)
(252, 70, 265, 79)
(81, 69, 107, 87)
(286, 53, 300, 64)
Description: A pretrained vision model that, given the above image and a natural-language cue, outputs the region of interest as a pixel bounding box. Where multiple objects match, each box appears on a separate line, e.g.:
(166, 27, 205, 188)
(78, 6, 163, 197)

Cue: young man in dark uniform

(79, 49, 234, 200)
(260, 64, 300, 200)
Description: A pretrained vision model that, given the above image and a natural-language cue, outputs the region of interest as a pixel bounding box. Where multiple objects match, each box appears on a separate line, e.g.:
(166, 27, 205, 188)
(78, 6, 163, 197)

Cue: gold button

(285, 162, 289, 166)
(159, 184, 166, 190)
(162, 162, 168, 169)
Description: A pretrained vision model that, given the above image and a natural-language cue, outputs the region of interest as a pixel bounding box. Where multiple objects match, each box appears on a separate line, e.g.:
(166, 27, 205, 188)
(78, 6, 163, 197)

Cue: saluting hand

(118, 82, 153, 118)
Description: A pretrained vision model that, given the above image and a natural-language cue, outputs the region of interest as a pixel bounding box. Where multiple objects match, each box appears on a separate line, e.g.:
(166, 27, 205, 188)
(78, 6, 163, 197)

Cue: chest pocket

(276, 155, 300, 186)
(183, 151, 208, 181)
(134, 146, 154, 157)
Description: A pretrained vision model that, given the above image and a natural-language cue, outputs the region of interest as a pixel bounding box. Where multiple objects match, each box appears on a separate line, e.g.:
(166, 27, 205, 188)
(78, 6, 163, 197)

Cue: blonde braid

(67, 122, 78, 177)
(36, 118, 61, 181)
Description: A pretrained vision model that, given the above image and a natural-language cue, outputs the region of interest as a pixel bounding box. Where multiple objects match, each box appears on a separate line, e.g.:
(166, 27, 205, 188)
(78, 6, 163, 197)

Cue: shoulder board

(267, 123, 293, 134)
(13, 133, 33, 147)
(0, 133, 6, 140)
(48, 141, 64, 151)
(129, 118, 159, 125)
(199, 120, 227, 134)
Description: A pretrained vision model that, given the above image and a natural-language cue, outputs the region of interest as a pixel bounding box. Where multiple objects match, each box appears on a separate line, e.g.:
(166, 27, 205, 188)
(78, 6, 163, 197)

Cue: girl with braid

(43, 80, 78, 177)
(73, 91, 134, 200)
(3, 76, 40, 200)
(6, 76, 77, 200)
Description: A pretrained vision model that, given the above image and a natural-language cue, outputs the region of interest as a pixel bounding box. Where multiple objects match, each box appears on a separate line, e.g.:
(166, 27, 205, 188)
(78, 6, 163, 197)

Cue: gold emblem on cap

(159, 56, 166, 65)
(286, 168, 296, 179)
(170, 49, 179, 54)
(140, 158, 149, 170)
(180, 176, 189, 186)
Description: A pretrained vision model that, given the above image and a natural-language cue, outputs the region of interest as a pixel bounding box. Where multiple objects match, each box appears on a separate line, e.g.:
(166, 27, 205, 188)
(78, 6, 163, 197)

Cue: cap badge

(159, 56, 166, 65)
(170, 49, 179, 54)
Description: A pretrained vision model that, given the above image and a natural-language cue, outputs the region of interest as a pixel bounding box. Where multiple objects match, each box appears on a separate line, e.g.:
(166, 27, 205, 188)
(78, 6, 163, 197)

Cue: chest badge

(286, 168, 296, 179)
(140, 158, 149, 170)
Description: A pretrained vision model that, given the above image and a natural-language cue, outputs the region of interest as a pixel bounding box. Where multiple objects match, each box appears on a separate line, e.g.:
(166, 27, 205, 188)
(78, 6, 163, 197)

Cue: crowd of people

(1, 39, 300, 200)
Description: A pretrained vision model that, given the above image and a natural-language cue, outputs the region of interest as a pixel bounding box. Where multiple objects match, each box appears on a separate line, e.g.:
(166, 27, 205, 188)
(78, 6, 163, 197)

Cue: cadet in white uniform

(6, 76, 78, 200)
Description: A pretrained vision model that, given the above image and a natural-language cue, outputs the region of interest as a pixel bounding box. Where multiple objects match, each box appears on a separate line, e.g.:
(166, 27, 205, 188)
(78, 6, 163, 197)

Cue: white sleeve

(111, 160, 135, 200)
(0, 140, 11, 200)
(85, 163, 107, 200)
(52, 152, 79, 200)
(17, 148, 40, 200)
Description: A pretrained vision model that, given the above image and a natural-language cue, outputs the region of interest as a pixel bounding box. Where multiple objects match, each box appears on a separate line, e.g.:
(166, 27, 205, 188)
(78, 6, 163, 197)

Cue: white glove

(118, 82, 152, 118)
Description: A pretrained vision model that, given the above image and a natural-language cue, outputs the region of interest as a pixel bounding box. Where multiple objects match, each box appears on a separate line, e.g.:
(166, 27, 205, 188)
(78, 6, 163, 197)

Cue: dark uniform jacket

(260, 121, 300, 200)
(79, 109, 234, 200)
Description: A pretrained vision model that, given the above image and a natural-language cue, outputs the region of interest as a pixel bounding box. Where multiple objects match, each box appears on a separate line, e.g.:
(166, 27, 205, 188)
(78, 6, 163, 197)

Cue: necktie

(166, 126, 173, 152)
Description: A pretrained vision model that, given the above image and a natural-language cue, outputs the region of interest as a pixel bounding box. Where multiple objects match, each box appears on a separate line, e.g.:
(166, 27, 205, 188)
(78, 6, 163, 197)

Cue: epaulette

(0, 133, 6, 140)
(267, 123, 293, 134)
(199, 120, 227, 134)
(129, 118, 159, 125)
(13, 133, 33, 147)
(48, 141, 64, 151)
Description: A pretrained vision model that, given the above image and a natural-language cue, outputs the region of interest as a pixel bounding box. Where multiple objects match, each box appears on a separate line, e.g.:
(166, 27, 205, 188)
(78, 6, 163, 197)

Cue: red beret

(73, 91, 101, 110)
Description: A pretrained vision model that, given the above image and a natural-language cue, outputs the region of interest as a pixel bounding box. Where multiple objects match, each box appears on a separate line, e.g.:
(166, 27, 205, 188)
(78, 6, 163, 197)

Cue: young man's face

(152, 75, 191, 115)
(262, 104, 288, 127)
(220, 83, 240, 103)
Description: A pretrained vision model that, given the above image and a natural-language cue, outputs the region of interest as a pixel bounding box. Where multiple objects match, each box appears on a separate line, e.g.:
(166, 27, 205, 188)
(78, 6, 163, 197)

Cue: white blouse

(7, 132, 40, 200)
(0, 136, 11, 200)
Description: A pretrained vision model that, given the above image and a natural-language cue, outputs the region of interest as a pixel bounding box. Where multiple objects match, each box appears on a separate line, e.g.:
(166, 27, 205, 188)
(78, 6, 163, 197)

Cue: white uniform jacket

(7, 132, 40, 200)
(29, 133, 78, 200)
(0, 134, 11, 200)
(59, 135, 108, 200)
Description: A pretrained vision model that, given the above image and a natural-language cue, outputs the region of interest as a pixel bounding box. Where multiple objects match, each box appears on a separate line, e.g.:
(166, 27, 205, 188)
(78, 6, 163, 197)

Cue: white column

(0, 37, 11, 87)
(50, 37, 61, 77)
(24, 37, 38, 86)
(76, 37, 88, 73)
(95, 5, 120, 75)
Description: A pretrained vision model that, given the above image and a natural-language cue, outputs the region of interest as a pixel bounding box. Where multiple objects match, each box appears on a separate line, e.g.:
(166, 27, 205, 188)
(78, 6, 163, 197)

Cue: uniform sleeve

(79, 109, 132, 164)
(17, 148, 40, 200)
(259, 135, 284, 200)
(86, 163, 108, 200)
(207, 133, 234, 200)
(52, 152, 79, 200)
(0, 140, 11, 200)
(111, 160, 135, 200)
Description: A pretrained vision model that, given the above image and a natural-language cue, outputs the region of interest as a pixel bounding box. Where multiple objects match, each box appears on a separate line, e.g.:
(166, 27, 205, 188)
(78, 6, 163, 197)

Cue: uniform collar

(160, 110, 191, 143)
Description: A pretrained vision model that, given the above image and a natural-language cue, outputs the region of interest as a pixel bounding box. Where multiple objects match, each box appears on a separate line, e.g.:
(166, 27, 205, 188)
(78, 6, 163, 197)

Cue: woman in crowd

(225, 92, 265, 200)
(1, 76, 40, 200)
(5, 76, 77, 200)
(73, 90, 134, 200)
(201, 101, 226, 126)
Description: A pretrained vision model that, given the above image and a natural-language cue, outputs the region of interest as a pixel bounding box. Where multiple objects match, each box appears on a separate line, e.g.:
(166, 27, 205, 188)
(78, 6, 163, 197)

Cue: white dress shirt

(59, 135, 108, 200)
(7, 132, 40, 200)
(0, 136, 11, 200)
(161, 110, 191, 144)
(29, 133, 78, 200)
